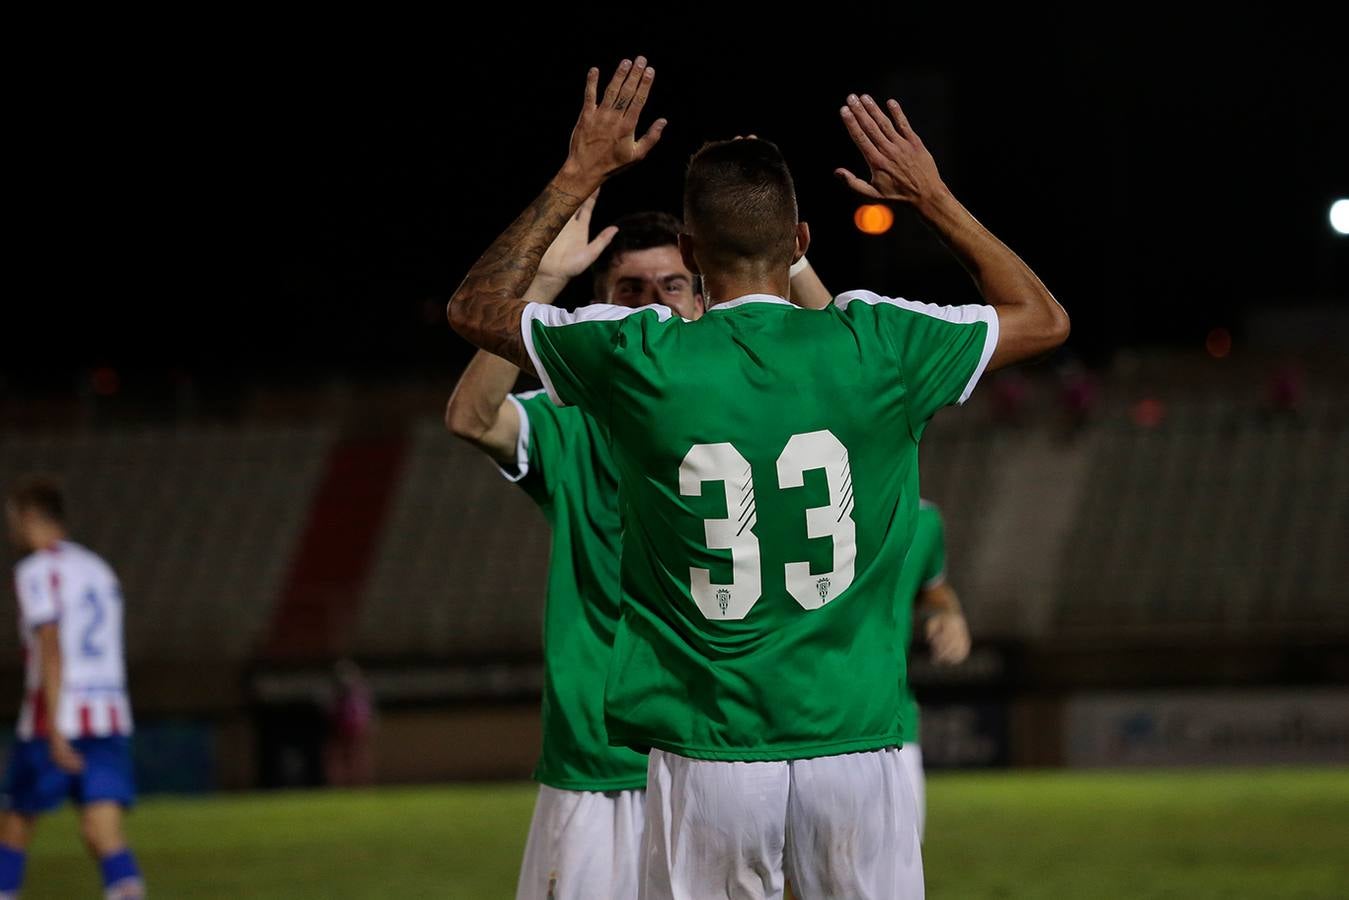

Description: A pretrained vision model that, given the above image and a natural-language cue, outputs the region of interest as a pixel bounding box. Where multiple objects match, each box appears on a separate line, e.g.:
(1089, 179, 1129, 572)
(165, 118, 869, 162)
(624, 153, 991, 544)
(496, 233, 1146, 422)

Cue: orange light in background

(1206, 327, 1231, 359)
(91, 368, 120, 396)
(854, 204, 894, 235)
(1130, 398, 1166, 428)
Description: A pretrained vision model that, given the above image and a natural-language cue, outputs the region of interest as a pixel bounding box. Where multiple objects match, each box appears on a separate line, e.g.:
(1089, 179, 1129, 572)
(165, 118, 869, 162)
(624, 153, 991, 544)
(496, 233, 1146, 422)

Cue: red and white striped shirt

(13, 541, 133, 740)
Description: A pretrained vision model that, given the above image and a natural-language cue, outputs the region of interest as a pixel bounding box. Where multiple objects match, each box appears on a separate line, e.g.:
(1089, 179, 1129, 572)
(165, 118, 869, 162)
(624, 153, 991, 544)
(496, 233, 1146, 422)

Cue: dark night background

(8, 7, 1345, 394)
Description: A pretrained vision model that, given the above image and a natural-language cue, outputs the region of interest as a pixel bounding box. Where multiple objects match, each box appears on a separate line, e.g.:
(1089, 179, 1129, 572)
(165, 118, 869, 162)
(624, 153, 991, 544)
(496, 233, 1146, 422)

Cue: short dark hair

(6, 474, 65, 523)
(592, 211, 684, 298)
(683, 139, 798, 272)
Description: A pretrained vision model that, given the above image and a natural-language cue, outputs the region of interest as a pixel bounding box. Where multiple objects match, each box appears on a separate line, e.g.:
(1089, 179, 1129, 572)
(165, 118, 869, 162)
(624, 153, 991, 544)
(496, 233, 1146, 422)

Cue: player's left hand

(536, 188, 619, 291)
(51, 736, 85, 774)
(835, 94, 945, 206)
(925, 611, 971, 665)
(561, 57, 667, 189)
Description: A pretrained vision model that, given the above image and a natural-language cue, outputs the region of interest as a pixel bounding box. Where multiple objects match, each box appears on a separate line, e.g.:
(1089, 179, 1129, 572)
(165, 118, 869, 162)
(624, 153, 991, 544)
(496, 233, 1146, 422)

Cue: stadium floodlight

(1331, 199, 1349, 236)
(854, 204, 895, 235)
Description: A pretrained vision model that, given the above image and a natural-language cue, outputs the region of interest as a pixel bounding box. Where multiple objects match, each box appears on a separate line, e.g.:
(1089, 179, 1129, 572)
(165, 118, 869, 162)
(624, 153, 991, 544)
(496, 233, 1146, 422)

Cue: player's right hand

(925, 611, 971, 666)
(561, 58, 667, 189)
(536, 189, 619, 295)
(51, 736, 85, 774)
(835, 94, 945, 207)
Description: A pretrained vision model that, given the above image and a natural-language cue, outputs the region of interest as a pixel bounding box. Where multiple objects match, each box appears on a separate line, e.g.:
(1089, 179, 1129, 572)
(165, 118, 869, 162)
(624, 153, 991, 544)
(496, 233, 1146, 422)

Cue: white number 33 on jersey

(679, 430, 857, 619)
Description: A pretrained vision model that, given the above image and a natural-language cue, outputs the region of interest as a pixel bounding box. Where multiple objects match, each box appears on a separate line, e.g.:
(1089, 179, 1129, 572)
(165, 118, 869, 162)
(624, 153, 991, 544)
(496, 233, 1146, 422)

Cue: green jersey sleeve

(918, 502, 948, 589)
(835, 291, 999, 438)
(521, 301, 676, 417)
(496, 389, 570, 507)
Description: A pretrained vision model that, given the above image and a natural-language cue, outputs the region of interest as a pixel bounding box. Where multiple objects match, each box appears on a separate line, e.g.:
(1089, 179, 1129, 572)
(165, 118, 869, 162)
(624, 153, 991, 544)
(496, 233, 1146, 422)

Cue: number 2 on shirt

(679, 429, 857, 619)
(79, 585, 119, 658)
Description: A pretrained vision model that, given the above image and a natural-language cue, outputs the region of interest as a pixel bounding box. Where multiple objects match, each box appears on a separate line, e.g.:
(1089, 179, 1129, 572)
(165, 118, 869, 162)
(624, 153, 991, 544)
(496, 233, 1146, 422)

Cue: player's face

(601, 247, 702, 320)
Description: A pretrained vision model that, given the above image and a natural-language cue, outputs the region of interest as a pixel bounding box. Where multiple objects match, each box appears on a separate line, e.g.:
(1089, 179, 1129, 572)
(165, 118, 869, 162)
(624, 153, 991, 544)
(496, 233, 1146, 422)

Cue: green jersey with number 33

(521, 291, 998, 761)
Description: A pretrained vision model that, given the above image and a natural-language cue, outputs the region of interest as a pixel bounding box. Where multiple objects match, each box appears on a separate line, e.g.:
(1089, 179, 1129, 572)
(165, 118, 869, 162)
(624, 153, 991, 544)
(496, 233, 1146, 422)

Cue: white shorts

(641, 747, 923, 900)
(516, 784, 646, 900)
(899, 743, 926, 841)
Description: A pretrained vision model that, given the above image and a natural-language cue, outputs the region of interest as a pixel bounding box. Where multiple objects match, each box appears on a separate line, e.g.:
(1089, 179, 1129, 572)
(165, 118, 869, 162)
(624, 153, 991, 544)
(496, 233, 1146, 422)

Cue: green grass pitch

(18, 768, 1349, 898)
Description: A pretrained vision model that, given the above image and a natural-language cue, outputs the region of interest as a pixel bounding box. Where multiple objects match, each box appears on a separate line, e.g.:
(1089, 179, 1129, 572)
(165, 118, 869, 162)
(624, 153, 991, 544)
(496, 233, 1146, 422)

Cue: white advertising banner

(1065, 689, 1349, 767)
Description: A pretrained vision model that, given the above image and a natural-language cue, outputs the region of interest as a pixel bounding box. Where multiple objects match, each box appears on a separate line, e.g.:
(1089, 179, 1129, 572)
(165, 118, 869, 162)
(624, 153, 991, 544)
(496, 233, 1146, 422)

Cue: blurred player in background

(1, 477, 144, 900)
(447, 58, 1067, 898)
(898, 499, 970, 839)
(445, 190, 829, 899)
(325, 658, 376, 787)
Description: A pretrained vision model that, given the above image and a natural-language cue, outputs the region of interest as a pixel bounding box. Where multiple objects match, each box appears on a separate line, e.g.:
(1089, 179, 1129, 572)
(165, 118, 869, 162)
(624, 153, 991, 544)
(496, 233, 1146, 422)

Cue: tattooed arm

(445, 191, 617, 464)
(445, 183, 586, 369)
(447, 56, 667, 370)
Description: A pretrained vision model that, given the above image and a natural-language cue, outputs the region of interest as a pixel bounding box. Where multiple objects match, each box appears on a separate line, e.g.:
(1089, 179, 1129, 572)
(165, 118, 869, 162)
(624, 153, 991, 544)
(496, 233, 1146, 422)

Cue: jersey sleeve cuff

(520, 302, 568, 407)
(957, 305, 1000, 405)
(922, 572, 947, 591)
(493, 394, 532, 483)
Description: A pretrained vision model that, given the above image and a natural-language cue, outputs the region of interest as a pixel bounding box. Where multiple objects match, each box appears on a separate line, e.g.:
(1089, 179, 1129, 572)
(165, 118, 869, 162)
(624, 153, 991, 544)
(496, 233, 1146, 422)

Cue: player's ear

(794, 222, 811, 261)
(677, 232, 701, 275)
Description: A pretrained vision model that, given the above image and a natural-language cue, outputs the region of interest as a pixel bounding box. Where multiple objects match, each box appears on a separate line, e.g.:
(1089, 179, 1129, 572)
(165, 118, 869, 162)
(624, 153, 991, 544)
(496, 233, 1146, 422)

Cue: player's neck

(27, 522, 66, 552)
(701, 272, 790, 310)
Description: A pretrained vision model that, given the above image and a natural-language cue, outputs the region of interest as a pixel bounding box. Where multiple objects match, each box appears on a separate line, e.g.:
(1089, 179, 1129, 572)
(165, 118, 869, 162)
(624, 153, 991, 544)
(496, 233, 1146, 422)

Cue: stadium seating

(3, 366, 1344, 670)
(351, 420, 550, 659)
(1053, 397, 1348, 633)
(0, 425, 336, 663)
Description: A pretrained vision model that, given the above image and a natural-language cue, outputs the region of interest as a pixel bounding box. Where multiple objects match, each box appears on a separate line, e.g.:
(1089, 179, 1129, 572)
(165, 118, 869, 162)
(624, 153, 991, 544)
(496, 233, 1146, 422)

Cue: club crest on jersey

(816, 576, 832, 603)
(716, 588, 730, 615)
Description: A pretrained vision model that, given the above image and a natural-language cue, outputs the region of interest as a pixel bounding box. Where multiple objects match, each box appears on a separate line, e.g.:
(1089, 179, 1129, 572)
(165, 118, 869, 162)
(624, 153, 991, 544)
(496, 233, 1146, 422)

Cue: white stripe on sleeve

(494, 391, 542, 483)
(520, 302, 674, 407)
(834, 291, 1000, 405)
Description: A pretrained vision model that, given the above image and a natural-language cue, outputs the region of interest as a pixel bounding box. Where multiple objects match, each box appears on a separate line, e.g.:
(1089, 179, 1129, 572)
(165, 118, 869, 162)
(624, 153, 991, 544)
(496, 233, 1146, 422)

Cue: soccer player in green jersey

(447, 58, 1068, 898)
(445, 192, 830, 899)
(897, 499, 970, 842)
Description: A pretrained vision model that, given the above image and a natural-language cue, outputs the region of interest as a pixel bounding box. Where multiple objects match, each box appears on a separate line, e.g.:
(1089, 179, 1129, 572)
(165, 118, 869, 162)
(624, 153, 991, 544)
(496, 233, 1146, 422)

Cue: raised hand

(447, 58, 664, 373)
(537, 188, 619, 287)
(561, 57, 667, 191)
(835, 94, 945, 206)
